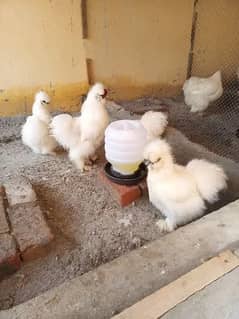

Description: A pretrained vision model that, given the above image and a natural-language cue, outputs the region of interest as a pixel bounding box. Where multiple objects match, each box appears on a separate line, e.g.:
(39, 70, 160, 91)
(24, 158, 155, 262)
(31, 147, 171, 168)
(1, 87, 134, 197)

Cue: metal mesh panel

(170, 0, 239, 162)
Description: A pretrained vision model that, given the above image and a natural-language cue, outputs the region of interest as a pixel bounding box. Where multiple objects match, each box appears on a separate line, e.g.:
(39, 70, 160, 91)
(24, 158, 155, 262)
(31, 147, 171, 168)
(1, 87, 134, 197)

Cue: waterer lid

(105, 120, 147, 142)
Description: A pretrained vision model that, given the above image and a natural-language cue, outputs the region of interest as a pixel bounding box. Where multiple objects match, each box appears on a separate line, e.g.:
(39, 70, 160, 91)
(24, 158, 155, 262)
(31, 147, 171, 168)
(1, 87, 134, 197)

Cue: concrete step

(113, 250, 239, 319)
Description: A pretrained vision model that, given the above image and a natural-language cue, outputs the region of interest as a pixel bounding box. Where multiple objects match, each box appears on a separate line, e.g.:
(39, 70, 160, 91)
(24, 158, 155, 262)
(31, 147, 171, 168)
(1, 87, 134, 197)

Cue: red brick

(99, 171, 142, 207)
(4, 176, 37, 207)
(0, 193, 9, 234)
(8, 205, 54, 262)
(0, 233, 20, 280)
(0, 185, 4, 196)
(22, 245, 52, 262)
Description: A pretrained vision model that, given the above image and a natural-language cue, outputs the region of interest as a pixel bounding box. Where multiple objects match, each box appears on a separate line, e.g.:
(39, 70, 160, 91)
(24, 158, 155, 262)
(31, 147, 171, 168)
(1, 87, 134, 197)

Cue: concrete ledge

(113, 251, 239, 319)
(2, 200, 239, 319)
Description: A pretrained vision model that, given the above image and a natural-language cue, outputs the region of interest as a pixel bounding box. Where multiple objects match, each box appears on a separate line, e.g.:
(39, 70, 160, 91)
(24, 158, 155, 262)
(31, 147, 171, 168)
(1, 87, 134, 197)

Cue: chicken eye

(153, 158, 161, 164)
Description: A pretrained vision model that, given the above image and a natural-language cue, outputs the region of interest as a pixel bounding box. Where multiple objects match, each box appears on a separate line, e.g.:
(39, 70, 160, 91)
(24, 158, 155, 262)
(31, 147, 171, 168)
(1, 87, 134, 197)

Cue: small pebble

(194, 243, 201, 248)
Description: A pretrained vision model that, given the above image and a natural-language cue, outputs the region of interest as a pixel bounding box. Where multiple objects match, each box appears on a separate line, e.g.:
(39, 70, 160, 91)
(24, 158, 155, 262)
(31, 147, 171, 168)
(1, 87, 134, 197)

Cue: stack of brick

(99, 170, 148, 207)
(0, 177, 54, 280)
(0, 186, 20, 280)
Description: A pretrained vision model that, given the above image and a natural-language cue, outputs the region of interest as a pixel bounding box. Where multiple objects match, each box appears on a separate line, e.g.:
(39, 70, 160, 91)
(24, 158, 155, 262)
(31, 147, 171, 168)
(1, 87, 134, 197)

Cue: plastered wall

(0, 0, 88, 116)
(1, 0, 239, 115)
(191, 0, 239, 79)
(85, 0, 194, 100)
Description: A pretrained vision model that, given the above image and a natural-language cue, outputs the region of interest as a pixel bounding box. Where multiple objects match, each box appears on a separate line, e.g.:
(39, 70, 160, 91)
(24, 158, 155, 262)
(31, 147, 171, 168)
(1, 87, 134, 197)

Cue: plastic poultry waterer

(104, 120, 147, 185)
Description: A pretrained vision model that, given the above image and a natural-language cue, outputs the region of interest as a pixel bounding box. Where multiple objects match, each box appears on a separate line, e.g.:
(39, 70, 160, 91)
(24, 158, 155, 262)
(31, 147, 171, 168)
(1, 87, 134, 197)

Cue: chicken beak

(101, 89, 108, 99)
(144, 160, 151, 167)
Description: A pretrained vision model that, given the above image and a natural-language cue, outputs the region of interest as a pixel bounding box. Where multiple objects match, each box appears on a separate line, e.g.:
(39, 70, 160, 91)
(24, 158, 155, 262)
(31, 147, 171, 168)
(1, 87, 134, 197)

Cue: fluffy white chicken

(21, 91, 57, 155)
(144, 139, 227, 232)
(51, 83, 109, 171)
(141, 111, 168, 141)
(183, 70, 223, 113)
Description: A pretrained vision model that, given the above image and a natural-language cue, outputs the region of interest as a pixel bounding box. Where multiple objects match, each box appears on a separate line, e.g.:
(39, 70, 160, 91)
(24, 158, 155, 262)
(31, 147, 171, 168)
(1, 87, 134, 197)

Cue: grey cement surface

(162, 266, 239, 319)
(0, 101, 239, 310)
(0, 103, 163, 309)
(122, 94, 239, 162)
(1, 200, 239, 319)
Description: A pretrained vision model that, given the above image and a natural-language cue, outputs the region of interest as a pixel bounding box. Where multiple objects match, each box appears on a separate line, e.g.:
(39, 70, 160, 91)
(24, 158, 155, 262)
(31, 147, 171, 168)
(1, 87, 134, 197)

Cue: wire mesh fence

(171, 0, 239, 162)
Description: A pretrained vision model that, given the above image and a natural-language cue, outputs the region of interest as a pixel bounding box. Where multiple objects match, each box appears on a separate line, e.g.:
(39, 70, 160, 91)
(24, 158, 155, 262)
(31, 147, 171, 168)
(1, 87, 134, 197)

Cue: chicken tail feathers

(51, 114, 75, 149)
(69, 140, 95, 162)
(186, 159, 228, 203)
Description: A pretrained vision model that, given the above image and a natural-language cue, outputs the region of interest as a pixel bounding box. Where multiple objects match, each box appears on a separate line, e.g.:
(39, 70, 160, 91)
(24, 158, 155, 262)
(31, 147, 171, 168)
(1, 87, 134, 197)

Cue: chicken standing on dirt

(21, 91, 57, 155)
(144, 138, 228, 232)
(51, 83, 109, 171)
(183, 70, 223, 113)
(141, 111, 168, 141)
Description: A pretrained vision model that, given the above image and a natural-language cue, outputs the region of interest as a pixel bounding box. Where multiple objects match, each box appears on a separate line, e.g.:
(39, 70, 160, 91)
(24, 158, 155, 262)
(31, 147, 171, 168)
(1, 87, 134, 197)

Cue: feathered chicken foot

(156, 218, 176, 233)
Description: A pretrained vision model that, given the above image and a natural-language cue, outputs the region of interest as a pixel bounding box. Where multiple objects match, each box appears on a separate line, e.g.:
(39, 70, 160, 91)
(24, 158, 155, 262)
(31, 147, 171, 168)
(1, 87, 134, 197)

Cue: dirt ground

(0, 98, 238, 310)
(0, 103, 162, 310)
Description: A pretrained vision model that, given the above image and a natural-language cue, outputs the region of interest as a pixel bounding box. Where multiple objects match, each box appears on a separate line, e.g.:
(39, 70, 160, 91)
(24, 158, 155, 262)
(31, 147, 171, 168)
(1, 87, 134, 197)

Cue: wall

(191, 0, 239, 80)
(1, 0, 239, 116)
(0, 0, 88, 116)
(85, 0, 194, 100)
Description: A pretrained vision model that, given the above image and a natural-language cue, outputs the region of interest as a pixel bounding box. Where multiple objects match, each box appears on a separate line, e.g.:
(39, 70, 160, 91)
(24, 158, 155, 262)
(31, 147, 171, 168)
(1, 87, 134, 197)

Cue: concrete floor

(162, 266, 239, 319)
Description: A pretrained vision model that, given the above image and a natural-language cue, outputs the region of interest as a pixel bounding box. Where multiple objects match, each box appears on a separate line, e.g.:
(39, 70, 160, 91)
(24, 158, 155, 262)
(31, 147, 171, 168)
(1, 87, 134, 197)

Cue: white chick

(141, 111, 168, 141)
(144, 139, 227, 232)
(51, 83, 109, 171)
(183, 70, 223, 113)
(21, 91, 57, 155)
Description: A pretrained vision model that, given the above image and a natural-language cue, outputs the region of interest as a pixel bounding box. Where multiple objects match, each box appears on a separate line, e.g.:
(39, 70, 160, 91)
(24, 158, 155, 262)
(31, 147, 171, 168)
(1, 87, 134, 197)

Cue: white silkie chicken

(21, 91, 57, 155)
(144, 139, 227, 232)
(51, 83, 109, 171)
(141, 111, 168, 141)
(183, 70, 223, 113)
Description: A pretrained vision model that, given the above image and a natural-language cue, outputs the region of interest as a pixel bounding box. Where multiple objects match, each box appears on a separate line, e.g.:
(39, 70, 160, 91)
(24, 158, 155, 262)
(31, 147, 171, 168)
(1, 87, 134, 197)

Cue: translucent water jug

(105, 120, 147, 175)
